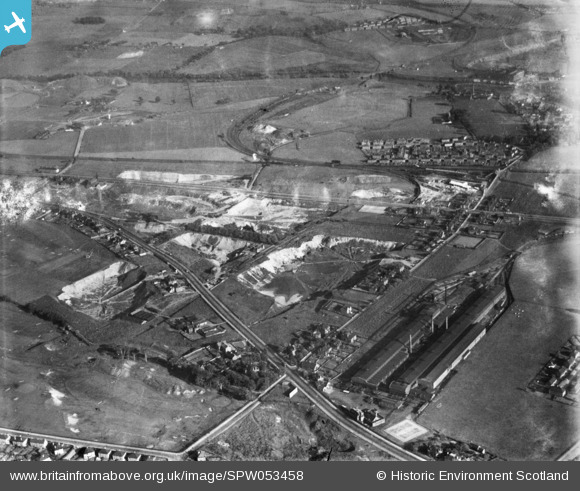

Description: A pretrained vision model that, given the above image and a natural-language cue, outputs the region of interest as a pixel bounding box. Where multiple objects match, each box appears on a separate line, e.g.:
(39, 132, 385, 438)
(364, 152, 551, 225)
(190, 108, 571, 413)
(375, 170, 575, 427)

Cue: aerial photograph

(0, 0, 579, 462)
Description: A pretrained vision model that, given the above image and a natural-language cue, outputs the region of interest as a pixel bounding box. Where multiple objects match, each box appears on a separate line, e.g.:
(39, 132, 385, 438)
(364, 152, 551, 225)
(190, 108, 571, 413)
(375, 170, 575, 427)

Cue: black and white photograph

(0, 0, 579, 470)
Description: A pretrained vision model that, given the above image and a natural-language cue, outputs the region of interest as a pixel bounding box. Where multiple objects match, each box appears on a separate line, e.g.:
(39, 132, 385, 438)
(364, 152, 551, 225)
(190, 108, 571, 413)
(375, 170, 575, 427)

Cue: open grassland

(0, 133, 78, 158)
(269, 87, 409, 133)
(0, 303, 242, 451)
(0, 221, 117, 304)
(81, 112, 236, 154)
(453, 98, 526, 139)
(413, 239, 511, 281)
(274, 132, 364, 163)
(177, 36, 371, 76)
(418, 237, 580, 460)
(265, 86, 467, 144)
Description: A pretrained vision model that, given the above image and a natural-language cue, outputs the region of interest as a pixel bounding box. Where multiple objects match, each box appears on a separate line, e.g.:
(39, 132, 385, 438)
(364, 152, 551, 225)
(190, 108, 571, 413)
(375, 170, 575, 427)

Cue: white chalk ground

(416, 177, 479, 205)
(58, 261, 137, 302)
(223, 197, 314, 229)
(66, 413, 80, 434)
(48, 387, 66, 407)
(358, 205, 386, 214)
(112, 360, 136, 379)
(117, 51, 144, 59)
(169, 233, 249, 264)
(122, 193, 220, 215)
(384, 419, 429, 443)
(238, 235, 400, 301)
(118, 170, 238, 184)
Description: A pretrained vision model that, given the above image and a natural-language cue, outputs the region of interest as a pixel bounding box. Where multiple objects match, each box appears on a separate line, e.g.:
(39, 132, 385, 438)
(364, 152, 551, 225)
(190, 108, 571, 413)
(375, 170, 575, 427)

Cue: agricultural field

(80, 112, 238, 155)
(0, 133, 78, 158)
(263, 86, 468, 149)
(418, 236, 580, 460)
(274, 131, 364, 164)
(0, 220, 118, 304)
(177, 36, 372, 76)
(452, 98, 527, 140)
(268, 84, 414, 135)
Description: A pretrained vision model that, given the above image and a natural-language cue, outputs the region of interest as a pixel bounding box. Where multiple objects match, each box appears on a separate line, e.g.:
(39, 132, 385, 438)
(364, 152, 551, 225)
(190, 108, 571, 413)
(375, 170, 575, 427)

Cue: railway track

(73, 209, 426, 461)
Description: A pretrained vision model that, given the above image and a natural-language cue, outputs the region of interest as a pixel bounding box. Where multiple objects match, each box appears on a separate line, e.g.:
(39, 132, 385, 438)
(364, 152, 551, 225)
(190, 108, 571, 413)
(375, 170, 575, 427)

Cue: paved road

(76, 209, 426, 461)
(0, 426, 180, 461)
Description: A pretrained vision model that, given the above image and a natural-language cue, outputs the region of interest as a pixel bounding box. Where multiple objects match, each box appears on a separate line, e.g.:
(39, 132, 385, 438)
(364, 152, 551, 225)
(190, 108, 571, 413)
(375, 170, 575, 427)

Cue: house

(83, 447, 97, 460)
(286, 386, 299, 398)
(111, 450, 126, 461)
(363, 409, 386, 427)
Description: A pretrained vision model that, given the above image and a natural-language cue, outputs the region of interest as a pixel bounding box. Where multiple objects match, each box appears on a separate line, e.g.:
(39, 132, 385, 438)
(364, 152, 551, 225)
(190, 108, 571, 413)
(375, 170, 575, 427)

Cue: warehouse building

(351, 306, 444, 389)
(389, 285, 507, 396)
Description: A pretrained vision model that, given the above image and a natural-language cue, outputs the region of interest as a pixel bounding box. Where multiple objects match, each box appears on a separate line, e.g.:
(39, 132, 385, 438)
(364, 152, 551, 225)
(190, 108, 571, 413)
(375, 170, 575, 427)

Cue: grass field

(0, 133, 78, 158)
(418, 237, 580, 460)
(80, 112, 236, 154)
(273, 132, 364, 163)
(413, 239, 511, 281)
(266, 87, 467, 145)
(0, 220, 117, 304)
(0, 303, 243, 451)
(453, 98, 526, 139)
(178, 35, 371, 76)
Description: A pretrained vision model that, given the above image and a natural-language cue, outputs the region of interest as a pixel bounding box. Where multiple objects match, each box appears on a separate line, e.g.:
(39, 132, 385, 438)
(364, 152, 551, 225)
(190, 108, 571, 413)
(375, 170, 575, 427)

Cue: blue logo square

(1, 0, 32, 54)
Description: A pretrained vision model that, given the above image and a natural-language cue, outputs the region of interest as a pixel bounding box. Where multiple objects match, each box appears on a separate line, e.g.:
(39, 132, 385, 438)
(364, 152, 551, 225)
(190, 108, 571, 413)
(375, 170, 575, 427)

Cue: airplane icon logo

(4, 12, 26, 34)
(1, 2, 31, 54)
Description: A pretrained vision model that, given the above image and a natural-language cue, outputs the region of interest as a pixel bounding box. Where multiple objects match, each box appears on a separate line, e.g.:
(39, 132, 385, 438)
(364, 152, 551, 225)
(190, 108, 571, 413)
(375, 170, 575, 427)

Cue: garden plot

(237, 236, 401, 307)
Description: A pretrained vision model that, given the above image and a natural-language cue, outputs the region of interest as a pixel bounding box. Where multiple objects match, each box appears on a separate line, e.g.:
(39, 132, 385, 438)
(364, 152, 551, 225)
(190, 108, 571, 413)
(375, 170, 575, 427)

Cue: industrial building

(351, 306, 444, 389)
(389, 285, 507, 396)
(351, 285, 507, 393)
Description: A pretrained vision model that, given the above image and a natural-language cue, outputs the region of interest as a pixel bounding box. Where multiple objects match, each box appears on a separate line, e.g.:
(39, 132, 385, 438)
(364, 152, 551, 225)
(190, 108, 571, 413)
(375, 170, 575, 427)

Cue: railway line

(73, 209, 426, 461)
